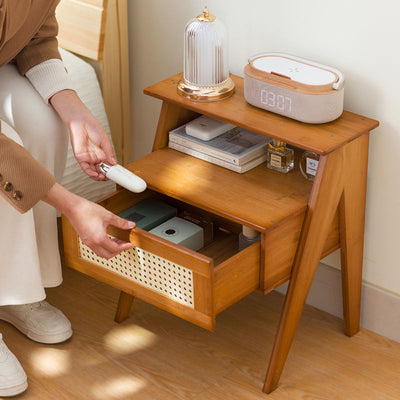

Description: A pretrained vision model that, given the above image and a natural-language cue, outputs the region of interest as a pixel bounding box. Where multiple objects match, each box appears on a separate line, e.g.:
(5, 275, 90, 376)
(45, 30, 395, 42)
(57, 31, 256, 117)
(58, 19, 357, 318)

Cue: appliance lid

(248, 53, 344, 91)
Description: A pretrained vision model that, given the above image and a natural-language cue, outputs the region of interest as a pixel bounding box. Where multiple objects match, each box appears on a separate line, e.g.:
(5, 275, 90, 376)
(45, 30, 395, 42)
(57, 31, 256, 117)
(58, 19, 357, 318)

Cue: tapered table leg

(263, 149, 345, 393)
(114, 291, 135, 323)
(339, 134, 370, 336)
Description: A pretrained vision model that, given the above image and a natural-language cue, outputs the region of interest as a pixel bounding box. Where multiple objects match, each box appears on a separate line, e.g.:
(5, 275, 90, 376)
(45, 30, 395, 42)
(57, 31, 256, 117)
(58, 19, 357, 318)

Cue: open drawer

(62, 188, 260, 331)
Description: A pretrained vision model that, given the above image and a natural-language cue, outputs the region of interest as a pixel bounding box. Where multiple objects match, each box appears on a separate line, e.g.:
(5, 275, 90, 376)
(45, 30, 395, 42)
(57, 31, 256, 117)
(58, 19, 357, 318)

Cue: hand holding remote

(99, 163, 147, 193)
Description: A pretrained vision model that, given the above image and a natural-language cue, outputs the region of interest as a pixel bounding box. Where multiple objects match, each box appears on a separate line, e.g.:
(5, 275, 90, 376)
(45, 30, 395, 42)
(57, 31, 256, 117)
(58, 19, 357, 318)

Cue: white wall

(127, 0, 400, 297)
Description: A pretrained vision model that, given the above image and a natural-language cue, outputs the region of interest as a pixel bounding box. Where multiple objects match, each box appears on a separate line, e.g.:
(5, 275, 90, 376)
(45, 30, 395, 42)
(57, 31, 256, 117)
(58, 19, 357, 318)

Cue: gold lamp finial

(197, 5, 216, 21)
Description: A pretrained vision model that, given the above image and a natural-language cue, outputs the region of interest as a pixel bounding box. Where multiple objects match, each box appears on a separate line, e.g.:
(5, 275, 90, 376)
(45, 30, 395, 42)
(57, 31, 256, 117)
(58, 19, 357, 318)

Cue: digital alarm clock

(244, 53, 345, 124)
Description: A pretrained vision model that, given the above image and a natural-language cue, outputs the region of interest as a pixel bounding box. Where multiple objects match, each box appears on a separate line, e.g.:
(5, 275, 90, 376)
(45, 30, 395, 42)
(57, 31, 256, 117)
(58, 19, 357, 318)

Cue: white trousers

(0, 63, 69, 305)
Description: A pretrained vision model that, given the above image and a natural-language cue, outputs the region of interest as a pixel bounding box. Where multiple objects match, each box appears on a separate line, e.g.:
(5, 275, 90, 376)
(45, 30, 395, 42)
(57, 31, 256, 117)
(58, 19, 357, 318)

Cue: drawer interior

(99, 188, 245, 267)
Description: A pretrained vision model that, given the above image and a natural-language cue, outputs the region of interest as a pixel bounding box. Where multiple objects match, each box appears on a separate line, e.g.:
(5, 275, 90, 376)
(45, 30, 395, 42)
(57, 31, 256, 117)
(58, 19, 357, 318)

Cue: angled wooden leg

(152, 100, 199, 151)
(263, 149, 345, 394)
(339, 133, 370, 336)
(114, 291, 135, 323)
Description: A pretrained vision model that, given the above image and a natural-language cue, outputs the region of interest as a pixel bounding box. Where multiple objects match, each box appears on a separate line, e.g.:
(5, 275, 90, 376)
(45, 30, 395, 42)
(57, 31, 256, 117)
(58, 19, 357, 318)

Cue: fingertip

(110, 214, 135, 230)
(122, 242, 134, 251)
(107, 156, 117, 166)
(119, 217, 135, 229)
(87, 169, 100, 178)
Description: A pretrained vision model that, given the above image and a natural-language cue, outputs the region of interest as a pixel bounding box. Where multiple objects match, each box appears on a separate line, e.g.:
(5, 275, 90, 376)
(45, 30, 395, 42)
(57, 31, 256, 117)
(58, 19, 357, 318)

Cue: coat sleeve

(0, 130, 56, 213)
(13, 4, 62, 76)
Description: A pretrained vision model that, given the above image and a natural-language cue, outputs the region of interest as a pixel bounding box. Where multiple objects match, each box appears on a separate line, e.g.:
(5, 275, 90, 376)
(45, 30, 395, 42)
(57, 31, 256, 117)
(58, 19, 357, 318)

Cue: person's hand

(50, 89, 115, 180)
(43, 183, 134, 259)
(68, 197, 134, 259)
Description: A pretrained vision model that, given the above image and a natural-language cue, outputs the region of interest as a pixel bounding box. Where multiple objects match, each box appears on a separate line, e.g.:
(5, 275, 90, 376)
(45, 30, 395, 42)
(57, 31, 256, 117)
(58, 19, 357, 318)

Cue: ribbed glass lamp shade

(177, 6, 235, 101)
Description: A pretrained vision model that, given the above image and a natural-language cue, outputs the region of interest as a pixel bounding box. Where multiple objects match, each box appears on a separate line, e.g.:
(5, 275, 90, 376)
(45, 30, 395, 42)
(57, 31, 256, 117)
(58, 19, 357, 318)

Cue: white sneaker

(0, 334, 27, 397)
(0, 301, 72, 344)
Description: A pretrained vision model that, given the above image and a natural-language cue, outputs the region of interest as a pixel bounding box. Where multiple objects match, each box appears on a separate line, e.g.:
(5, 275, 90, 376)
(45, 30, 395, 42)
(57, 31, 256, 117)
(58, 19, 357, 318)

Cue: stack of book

(168, 117, 271, 173)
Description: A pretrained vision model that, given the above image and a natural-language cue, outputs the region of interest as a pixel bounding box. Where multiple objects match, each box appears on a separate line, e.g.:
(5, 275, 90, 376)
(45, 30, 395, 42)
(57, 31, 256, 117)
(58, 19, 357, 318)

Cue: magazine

(168, 141, 268, 173)
(169, 123, 270, 165)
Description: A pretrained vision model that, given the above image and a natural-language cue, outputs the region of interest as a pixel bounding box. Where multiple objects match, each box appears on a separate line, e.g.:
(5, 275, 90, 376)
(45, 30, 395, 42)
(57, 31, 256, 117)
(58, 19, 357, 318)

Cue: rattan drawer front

(79, 238, 194, 308)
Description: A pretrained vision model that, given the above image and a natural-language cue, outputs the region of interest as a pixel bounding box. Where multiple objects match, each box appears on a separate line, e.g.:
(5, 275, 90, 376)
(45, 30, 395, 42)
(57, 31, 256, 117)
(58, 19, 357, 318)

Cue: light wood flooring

(1, 266, 400, 400)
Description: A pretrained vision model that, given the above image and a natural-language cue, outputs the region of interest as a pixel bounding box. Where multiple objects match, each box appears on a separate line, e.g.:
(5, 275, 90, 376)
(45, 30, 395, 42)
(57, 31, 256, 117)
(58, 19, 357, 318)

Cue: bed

(56, 0, 130, 201)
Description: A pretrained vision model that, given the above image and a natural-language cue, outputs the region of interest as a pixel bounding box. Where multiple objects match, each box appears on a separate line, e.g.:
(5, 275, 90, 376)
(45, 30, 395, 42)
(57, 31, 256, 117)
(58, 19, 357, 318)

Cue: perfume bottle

(299, 151, 320, 180)
(267, 139, 294, 173)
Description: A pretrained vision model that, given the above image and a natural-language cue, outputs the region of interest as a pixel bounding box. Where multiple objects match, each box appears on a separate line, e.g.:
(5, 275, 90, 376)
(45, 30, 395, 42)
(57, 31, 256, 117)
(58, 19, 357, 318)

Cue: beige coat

(0, 0, 61, 213)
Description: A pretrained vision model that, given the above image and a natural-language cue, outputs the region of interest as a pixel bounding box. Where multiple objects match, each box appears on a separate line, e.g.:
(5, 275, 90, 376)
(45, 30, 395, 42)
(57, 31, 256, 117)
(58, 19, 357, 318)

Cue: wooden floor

(1, 266, 400, 400)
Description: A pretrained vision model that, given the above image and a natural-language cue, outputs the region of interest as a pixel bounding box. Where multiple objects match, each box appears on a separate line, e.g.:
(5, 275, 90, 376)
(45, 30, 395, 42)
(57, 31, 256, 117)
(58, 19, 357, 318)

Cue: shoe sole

(0, 312, 72, 344)
(0, 380, 28, 397)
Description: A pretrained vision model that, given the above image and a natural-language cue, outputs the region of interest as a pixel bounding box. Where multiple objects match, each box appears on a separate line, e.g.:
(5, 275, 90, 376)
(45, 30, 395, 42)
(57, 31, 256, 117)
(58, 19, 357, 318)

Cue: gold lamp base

(177, 77, 235, 102)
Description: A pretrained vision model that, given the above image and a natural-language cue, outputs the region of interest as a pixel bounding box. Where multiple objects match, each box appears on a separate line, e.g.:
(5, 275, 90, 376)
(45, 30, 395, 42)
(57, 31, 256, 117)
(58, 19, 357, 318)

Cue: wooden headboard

(56, 0, 131, 165)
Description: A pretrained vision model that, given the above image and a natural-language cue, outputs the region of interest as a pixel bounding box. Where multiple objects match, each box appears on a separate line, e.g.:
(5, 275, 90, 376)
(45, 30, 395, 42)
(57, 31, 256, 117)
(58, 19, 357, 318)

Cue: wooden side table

(62, 73, 379, 393)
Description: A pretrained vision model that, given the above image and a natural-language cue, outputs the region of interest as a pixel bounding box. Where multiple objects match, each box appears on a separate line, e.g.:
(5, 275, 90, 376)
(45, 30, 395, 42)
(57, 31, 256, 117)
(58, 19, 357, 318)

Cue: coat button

(3, 182, 12, 192)
(13, 191, 23, 201)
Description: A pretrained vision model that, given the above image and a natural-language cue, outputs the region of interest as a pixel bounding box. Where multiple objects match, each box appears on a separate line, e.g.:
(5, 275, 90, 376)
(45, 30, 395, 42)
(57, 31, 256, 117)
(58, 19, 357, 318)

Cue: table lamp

(177, 6, 235, 101)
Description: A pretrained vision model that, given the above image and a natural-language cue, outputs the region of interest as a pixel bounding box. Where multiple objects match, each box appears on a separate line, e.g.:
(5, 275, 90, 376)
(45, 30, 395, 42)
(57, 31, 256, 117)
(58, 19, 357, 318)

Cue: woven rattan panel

(79, 239, 194, 308)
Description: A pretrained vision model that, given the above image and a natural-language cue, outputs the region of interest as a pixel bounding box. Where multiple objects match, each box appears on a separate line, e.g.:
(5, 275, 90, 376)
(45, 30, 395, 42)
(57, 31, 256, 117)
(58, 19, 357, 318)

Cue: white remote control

(99, 163, 147, 193)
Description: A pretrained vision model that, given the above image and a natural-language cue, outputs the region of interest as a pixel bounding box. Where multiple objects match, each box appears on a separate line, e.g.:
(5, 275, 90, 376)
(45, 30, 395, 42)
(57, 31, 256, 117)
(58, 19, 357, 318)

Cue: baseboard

(275, 262, 400, 343)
